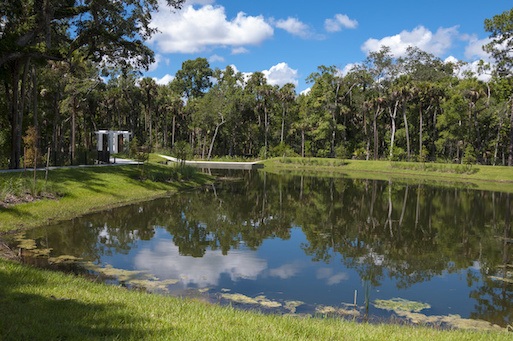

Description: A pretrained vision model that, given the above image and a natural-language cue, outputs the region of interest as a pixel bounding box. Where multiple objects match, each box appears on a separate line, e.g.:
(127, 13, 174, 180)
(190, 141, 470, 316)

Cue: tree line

(1, 2, 513, 168)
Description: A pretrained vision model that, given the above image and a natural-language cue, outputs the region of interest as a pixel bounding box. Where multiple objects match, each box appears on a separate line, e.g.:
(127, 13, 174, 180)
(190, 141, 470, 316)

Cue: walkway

(158, 155, 263, 170)
(0, 158, 141, 174)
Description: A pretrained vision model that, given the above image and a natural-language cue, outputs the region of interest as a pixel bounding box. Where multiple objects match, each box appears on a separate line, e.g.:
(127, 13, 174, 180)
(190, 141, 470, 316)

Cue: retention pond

(8, 170, 512, 330)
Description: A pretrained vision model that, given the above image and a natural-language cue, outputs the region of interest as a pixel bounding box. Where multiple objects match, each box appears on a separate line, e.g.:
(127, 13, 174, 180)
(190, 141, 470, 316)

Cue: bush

(334, 144, 350, 159)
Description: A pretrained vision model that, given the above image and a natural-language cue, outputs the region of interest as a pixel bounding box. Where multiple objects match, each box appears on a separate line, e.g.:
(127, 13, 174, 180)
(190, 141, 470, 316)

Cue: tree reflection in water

(19, 171, 512, 327)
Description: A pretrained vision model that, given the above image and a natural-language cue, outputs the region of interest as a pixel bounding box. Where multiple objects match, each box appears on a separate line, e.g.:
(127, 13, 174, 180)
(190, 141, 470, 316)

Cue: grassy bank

(0, 259, 509, 341)
(0, 163, 210, 233)
(262, 158, 513, 193)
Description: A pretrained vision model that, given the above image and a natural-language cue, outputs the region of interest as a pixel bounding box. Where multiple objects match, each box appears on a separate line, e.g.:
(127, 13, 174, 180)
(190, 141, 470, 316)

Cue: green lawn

(262, 158, 513, 193)
(0, 163, 210, 232)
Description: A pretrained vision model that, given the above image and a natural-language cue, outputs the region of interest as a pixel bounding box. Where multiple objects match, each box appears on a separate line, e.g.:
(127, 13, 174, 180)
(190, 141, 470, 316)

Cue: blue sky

(143, 0, 512, 93)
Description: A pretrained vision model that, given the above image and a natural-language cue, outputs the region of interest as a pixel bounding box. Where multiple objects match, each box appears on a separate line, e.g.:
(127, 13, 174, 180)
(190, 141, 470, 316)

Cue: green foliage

(334, 144, 350, 159)
(270, 143, 298, 158)
(172, 141, 192, 166)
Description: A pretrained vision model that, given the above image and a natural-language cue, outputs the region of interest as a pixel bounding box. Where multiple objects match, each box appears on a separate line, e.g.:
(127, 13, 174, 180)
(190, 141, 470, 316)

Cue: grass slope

(0, 163, 210, 233)
(262, 158, 513, 193)
(0, 259, 509, 341)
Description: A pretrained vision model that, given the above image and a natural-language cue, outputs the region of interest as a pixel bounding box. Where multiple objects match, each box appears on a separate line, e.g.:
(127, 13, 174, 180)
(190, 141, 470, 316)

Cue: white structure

(95, 130, 131, 162)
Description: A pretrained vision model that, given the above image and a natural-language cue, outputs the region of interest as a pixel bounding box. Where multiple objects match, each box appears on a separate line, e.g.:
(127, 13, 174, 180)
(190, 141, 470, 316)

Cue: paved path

(158, 155, 263, 170)
(0, 158, 141, 174)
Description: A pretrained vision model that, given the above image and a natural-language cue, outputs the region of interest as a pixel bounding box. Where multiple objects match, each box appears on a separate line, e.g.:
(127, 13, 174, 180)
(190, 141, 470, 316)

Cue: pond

(8, 171, 513, 330)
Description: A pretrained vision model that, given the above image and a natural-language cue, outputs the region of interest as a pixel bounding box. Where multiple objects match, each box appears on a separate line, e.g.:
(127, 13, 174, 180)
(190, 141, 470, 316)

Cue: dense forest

(1, 2, 513, 169)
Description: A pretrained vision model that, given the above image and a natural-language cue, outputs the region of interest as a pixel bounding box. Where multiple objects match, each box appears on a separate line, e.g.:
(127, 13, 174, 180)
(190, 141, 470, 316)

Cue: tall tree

(484, 8, 513, 166)
(0, 0, 185, 168)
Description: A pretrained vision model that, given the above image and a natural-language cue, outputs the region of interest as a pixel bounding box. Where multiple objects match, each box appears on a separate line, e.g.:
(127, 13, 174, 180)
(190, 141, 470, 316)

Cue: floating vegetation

(284, 300, 304, 313)
(198, 288, 210, 293)
(48, 255, 82, 264)
(255, 295, 282, 308)
(315, 305, 360, 317)
(394, 311, 505, 332)
(128, 278, 180, 292)
(16, 238, 37, 250)
(81, 262, 151, 282)
(373, 298, 430, 313)
(373, 297, 505, 331)
(221, 293, 282, 308)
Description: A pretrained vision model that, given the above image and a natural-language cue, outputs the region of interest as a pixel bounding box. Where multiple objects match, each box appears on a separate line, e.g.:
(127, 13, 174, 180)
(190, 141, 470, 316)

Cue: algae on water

(373, 298, 430, 313)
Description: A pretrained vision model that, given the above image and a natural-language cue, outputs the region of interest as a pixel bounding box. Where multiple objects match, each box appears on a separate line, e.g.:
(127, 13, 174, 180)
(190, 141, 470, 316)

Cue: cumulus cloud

(150, 4, 273, 53)
(325, 14, 358, 32)
(463, 34, 491, 60)
(262, 62, 299, 87)
(445, 56, 492, 82)
(361, 25, 459, 58)
(232, 47, 249, 55)
(316, 268, 349, 286)
(275, 17, 312, 39)
(134, 241, 268, 288)
(153, 74, 175, 85)
(208, 54, 225, 63)
(269, 262, 304, 279)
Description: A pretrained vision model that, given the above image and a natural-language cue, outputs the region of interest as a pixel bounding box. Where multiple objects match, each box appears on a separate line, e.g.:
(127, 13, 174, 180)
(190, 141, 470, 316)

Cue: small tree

(23, 126, 40, 191)
(172, 141, 192, 167)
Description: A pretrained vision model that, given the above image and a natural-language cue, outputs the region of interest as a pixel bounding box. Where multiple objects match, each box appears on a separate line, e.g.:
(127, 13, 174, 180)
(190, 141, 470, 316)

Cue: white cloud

(325, 14, 358, 32)
(463, 34, 491, 60)
(446, 56, 492, 82)
(300, 88, 311, 96)
(153, 74, 175, 85)
(209, 54, 225, 63)
(262, 62, 299, 87)
(134, 241, 268, 288)
(231, 47, 249, 55)
(147, 54, 169, 72)
(316, 268, 349, 286)
(275, 17, 312, 39)
(269, 262, 304, 279)
(361, 25, 459, 58)
(150, 4, 273, 53)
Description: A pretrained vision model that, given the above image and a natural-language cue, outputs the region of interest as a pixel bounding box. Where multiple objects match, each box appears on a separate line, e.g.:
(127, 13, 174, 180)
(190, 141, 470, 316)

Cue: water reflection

(14, 171, 512, 328)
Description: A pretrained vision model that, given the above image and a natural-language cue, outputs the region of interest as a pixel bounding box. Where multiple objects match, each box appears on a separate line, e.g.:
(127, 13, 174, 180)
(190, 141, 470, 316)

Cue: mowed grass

(0, 163, 211, 233)
(0, 259, 509, 341)
(262, 158, 513, 193)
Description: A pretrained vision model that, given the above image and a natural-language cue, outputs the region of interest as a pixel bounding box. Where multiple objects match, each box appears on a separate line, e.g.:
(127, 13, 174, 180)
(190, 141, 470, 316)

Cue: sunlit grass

(0, 259, 509, 340)
(262, 158, 513, 193)
(0, 163, 211, 233)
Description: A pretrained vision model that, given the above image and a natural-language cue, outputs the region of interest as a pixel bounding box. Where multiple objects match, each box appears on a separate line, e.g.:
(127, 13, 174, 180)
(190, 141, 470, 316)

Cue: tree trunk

(373, 106, 382, 160)
(509, 100, 513, 166)
(8, 63, 21, 169)
(207, 115, 225, 160)
(389, 100, 399, 159)
(172, 114, 176, 148)
(403, 105, 411, 161)
(280, 103, 285, 144)
(301, 129, 305, 157)
(419, 106, 423, 159)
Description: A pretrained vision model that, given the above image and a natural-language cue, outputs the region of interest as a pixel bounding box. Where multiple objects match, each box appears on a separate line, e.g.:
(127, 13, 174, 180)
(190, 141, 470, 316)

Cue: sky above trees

(142, 0, 512, 92)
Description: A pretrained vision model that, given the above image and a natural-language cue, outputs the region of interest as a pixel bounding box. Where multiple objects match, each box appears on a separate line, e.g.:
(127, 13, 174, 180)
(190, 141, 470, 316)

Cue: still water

(11, 171, 513, 328)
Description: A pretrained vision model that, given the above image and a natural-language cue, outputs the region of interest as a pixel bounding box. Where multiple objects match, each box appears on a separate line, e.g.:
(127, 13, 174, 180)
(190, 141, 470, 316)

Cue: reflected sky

(14, 172, 513, 327)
